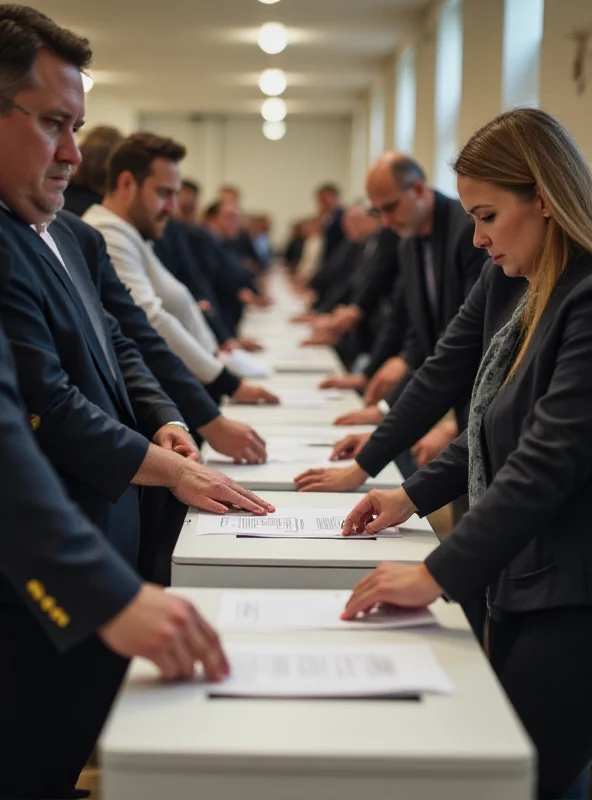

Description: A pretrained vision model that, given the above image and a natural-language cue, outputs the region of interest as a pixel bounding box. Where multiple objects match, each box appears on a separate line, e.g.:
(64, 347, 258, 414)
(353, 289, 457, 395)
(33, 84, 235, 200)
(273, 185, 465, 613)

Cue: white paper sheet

(274, 389, 343, 408)
(226, 350, 274, 379)
(207, 642, 453, 698)
(199, 508, 402, 539)
(218, 591, 437, 632)
(205, 436, 349, 466)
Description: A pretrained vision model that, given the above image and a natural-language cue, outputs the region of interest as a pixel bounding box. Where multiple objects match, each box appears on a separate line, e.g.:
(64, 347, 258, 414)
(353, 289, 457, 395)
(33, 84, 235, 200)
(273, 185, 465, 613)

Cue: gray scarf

(468, 293, 529, 507)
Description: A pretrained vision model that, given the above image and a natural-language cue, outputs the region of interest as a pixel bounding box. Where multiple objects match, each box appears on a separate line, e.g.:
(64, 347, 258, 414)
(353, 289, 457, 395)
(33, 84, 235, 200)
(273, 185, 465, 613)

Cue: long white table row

(101, 272, 535, 799)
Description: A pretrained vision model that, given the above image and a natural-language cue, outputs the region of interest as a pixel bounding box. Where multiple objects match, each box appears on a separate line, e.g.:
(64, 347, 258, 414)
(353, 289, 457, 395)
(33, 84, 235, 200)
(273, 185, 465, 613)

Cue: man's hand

(334, 406, 383, 426)
(294, 464, 368, 493)
(237, 336, 263, 352)
(172, 459, 275, 515)
(364, 357, 409, 405)
(98, 584, 230, 681)
(290, 311, 317, 324)
(341, 563, 442, 620)
(341, 487, 417, 536)
(332, 304, 362, 334)
(329, 432, 371, 461)
(153, 424, 199, 460)
(319, 374, 368, 391)
(197, 299, 212, 312)
(199, 417, 267, 464)
(411, 420, 458, 467)
(219, 339, 240, 353)
(301, 331, 340, 347)
(231, 382, 280, 405)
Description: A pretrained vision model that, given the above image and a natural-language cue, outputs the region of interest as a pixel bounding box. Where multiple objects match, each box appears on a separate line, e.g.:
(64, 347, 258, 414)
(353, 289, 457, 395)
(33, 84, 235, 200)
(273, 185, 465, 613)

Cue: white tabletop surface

(202, 443, 402, 491)
(171, 492, 437, 588)
(101, 589, 533, 800)
(222, 391, 362, 426)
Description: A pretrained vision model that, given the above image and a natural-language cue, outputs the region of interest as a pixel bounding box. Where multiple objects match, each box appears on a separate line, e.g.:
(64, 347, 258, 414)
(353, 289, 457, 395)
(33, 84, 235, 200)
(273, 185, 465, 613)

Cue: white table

(172, 492, 438, 589)
(101, 590, 534, 800)
(202, 442, 403, 491)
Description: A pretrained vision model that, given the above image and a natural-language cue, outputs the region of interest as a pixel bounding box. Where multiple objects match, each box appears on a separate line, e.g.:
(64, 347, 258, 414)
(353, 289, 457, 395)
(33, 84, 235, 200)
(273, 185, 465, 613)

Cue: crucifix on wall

(571, 29, 592, 94)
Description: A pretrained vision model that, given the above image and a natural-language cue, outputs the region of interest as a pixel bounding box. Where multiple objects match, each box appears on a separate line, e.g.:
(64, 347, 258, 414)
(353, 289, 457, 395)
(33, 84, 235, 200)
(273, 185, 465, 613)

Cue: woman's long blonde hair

(453, 108, 592, 378)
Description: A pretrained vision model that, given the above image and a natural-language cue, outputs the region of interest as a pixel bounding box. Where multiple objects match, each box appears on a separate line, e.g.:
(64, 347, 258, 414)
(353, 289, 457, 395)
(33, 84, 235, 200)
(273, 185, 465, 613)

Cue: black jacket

(406, 251, 592, 614)
(61, 211, 221, 432)
(0, 231, 140, 651)
(363, 193, 486, 380)
(0, 207, 180, 565)
(356, 260, 526, 476)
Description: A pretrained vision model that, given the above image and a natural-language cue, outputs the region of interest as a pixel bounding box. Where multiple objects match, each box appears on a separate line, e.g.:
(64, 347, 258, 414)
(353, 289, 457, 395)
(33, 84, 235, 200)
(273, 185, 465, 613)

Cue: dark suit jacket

(61, 211, 220, 432)
(399, 192, 486, 371)
(63, 183, 102, 218)
(155, 219, 234, 345)
(313, 240, 366, 313)
(322, 207, 345, 264)
(406, 250, 592, 614)
(0, 229, 140, 652)
(357, 260, 527, 476)
(188, 226, 258, 334)
(0, 207, 180, 564)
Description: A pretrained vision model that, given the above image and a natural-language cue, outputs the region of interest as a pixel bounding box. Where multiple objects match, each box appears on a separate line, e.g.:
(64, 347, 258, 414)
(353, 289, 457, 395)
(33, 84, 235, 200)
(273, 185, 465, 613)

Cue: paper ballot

(208, 642, 453, 698)
(200, 508, 402, 539)
(218, 591, 437, 632)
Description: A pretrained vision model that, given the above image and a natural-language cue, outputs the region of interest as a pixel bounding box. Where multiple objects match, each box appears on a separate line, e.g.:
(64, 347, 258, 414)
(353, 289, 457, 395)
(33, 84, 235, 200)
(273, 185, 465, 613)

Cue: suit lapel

(513, 254, 592, 380)
(1, 210, 132, 418)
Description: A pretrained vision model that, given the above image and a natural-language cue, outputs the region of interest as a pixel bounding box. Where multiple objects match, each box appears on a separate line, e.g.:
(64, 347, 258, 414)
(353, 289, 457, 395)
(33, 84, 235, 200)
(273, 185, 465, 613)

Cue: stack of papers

(194, 509, 402, 539)
(208, 642, 453, 698)
(218, 591, 437, 632)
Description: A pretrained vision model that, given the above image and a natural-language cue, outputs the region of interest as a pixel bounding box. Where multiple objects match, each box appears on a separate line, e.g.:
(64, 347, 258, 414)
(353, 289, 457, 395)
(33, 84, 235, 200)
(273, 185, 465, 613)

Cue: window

(395, 47, 416, 152)
(434, 0, 463, 195)
(502, 0, 544, 109)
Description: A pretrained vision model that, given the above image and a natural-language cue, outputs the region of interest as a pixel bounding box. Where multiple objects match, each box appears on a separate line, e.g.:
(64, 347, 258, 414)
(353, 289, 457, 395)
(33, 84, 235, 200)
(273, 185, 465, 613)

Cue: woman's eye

(481, 213, 495, 223)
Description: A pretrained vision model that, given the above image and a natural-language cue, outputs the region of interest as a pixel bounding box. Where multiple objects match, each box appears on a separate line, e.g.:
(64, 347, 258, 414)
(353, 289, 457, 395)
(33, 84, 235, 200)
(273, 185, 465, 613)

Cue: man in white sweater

(84, 132, 278, 406)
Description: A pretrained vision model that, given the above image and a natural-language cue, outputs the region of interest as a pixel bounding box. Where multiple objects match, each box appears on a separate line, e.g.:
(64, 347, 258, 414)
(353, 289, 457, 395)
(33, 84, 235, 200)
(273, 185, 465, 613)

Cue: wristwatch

(377, 399, 390, 417)
(165, 420, 191, 433)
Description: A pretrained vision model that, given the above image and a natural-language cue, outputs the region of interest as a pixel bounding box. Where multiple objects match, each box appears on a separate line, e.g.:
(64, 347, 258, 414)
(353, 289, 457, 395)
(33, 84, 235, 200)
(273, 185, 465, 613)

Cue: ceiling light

(259, 68, 287, 96)
(81, 71, 94, 93)
(261, 97, 287, 122)
(258, 22, 288, 55)
(263, 121, 286, 140)
(258, 0, 281, 4)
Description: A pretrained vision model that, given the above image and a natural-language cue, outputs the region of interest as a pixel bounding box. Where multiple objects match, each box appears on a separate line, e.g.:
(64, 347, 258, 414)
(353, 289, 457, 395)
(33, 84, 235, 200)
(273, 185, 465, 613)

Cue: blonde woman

(340, 108, 592, 799)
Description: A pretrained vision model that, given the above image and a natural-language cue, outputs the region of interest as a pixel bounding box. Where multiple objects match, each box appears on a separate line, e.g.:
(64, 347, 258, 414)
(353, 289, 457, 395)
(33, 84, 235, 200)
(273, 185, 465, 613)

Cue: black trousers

(0, 605, 128, 799)
(489, 607, 592, 799)
(138, 486, 188, 586)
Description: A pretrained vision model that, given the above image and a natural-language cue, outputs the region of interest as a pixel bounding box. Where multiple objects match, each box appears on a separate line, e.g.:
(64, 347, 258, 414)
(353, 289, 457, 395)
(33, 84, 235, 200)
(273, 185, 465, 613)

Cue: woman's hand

(341, 488, 417, 536)
(341, 562, 443, 619)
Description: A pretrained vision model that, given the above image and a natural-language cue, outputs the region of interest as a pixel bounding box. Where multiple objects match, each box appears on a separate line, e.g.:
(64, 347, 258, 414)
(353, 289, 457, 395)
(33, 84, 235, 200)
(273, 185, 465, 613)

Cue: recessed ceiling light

(258, 22, 288, 55)
(263, 120, 287, 140)
(81, 71, 94, 92)
(261, 97, 287, 122)
(259, 68, 287, 96)
(258, 0, 281, 4)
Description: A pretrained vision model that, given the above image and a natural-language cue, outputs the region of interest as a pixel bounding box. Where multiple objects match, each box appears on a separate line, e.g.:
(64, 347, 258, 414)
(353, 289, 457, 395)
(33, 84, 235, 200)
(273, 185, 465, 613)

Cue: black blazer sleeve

(61, 213, 221, 432)
(0, 320, 141, 653)
(402, 428, 470, 514)
(356, 266, 490, 476)
(425, 281, 592, 604)
(352, 229, 400, 317)
(363, 280, 408, 378)
(0, 255, 149, 504)
(104, 310, 184, 439)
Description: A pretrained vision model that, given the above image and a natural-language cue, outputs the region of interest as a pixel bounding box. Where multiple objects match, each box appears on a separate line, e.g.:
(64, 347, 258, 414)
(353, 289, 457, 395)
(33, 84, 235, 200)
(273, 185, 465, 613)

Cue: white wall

(83, 87, 139, 135)
(141, 113, 352, 245)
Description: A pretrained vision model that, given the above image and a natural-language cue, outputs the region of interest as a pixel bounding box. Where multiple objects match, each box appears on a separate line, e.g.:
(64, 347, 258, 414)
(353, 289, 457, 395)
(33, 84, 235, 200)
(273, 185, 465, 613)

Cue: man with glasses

(297, 153, 486, 491)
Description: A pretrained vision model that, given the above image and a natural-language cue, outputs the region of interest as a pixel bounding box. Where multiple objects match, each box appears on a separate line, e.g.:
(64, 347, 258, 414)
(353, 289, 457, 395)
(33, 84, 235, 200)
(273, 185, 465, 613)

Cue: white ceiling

(34, 0, 429, 117)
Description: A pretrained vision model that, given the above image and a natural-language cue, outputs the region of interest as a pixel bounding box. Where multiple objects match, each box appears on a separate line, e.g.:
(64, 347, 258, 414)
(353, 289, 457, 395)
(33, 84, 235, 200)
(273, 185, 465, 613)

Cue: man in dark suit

(0, 9, 269, 795)
(316, 182, 345, 265)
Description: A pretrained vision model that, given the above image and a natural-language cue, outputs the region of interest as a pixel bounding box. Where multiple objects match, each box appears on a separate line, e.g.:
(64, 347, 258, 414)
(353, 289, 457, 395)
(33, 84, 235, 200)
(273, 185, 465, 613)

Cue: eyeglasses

(0, 96, 32, 118)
